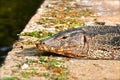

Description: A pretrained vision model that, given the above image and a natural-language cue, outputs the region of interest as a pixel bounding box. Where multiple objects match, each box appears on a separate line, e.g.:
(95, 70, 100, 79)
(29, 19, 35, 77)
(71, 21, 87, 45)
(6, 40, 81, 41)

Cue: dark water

(0, 0, 44, 66)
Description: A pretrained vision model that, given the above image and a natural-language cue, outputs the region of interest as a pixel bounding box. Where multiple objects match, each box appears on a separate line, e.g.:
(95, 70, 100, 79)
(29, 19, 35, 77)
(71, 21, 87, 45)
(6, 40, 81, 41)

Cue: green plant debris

(17, 30, 55, 39)
(42, 72, 70, 80)
(2, 76, 19, 80)
(21, 71, 31, 78)
(39, 56, 70, 80)
(38, 56, 66, 70)
(37, 1, 95, 31)
(20, 56, 70, 80)
(50, 72, 70, 80)
(21, 69, 37, 78)
(20, 67, 37, 78)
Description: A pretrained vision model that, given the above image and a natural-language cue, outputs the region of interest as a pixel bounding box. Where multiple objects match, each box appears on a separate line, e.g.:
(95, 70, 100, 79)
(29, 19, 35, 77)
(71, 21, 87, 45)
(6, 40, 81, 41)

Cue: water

(0, 46, 12, 66)
(0, 0, 44, 66)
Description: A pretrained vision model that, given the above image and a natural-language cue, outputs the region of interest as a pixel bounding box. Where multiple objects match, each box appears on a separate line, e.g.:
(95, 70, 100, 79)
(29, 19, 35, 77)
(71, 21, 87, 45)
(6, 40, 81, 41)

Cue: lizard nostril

(42, 42, 45, 45)
(40, 41, 45, 45)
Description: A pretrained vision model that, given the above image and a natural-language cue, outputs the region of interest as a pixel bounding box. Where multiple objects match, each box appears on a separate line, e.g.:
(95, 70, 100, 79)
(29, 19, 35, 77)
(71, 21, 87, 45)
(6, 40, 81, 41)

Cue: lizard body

(36, 25, 120, 60)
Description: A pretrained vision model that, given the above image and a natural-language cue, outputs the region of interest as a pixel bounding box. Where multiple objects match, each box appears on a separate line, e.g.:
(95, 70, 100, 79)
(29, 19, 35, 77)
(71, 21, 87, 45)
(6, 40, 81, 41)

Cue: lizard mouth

(36, 43, 79, 57)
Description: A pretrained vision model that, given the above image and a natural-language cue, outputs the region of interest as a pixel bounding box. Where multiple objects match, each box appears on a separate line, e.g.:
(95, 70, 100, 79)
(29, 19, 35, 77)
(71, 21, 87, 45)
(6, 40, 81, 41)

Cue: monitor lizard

(36, 25, 120, 60)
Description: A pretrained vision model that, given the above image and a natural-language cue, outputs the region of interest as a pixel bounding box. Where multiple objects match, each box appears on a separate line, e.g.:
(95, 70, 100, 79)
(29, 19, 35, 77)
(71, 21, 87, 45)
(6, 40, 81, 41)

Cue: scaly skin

(36, 25, 120, 60)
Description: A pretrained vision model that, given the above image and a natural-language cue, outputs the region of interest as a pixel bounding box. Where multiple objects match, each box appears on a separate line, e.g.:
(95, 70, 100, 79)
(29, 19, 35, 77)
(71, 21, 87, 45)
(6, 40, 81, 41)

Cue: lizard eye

(62, 36, 68, 39)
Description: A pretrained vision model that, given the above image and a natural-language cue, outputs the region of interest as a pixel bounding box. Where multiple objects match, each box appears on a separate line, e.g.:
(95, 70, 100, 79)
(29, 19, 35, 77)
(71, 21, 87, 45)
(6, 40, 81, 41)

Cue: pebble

(21, 63, 29, 69)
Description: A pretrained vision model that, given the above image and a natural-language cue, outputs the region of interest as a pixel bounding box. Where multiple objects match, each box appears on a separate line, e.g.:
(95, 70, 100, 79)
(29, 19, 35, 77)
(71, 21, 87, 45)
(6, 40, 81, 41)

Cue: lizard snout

(35, 41, 45, 48)
(40, 41, 45, 45)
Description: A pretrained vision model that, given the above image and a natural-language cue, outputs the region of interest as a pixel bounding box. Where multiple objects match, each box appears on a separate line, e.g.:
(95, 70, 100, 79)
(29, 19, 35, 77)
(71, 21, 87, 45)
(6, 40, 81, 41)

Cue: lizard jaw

(36, 43, 86, 57)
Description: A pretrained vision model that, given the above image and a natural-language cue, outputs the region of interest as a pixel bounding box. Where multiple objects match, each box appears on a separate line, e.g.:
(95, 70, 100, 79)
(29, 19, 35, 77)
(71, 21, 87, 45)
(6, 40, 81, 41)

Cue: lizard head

(36, 28, 89, 57)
